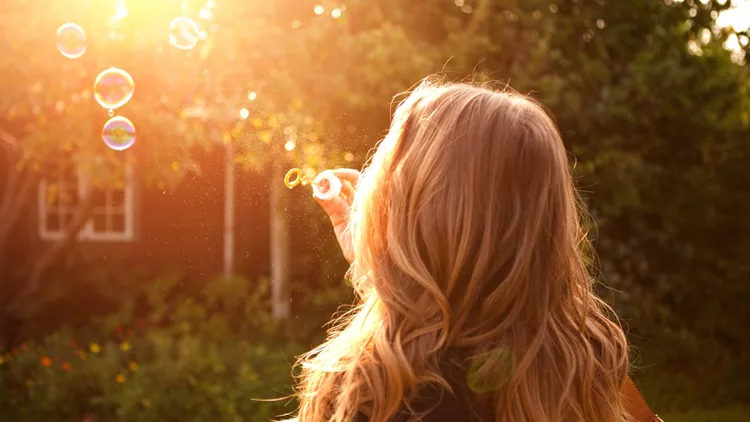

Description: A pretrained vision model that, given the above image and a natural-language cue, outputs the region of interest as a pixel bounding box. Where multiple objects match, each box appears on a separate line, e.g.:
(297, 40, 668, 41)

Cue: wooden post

(270, 157, 291, 320)
(223, 140, 235, 278)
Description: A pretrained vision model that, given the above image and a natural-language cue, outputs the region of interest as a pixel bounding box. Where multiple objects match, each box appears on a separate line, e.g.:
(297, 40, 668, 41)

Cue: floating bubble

(94, 68, 135, 110)
(102, 116, 136, 151)
(466, 348, 516, 394)
(56, 23, 87, 59)
(169, 17, 200, 50)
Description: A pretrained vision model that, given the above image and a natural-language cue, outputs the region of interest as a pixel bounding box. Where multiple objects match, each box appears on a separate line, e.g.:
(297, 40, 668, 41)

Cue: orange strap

(623, 375, 661, 422)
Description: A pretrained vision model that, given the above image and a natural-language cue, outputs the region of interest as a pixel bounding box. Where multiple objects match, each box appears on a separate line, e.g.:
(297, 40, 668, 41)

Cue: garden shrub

(0, 273, 306, 422)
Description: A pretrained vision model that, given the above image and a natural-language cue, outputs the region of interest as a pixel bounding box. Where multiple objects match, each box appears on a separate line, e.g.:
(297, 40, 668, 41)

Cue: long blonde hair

(293, 78, 630, 421)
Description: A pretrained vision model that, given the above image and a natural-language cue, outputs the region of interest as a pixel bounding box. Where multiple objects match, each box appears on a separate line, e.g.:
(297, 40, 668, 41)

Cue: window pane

(46, 213, 60, 232)
(59, 187, 78, 206)
(92, 189, 107, 207)
(61, 212, 75, 229)
(47, 189, 59, 206)
(111, 189, 125, 206)
(112, 214, 126, 232)
(93, 213, 107, 232)
(62, 165, 78, 184)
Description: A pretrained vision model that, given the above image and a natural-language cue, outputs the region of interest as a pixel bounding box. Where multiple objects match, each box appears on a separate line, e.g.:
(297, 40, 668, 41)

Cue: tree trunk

(270, 159, 291, 320)
(0, 170, 37, 275)
(4, 190, 95, 313)
(0, 131, 39, 289)
(0, 127, 24, 279)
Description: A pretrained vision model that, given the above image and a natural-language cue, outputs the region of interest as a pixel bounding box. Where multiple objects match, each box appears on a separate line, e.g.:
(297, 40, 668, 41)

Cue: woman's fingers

(314, 195, 350, 227)
(312, 168, 360, 227)
(340, 180, 354, 203)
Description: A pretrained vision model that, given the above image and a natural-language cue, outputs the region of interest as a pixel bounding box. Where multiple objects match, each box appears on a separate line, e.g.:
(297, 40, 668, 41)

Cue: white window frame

(38, 163, 135, 242)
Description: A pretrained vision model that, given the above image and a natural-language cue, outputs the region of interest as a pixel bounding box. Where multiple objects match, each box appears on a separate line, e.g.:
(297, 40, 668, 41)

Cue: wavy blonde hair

(292, 79, 630, 421)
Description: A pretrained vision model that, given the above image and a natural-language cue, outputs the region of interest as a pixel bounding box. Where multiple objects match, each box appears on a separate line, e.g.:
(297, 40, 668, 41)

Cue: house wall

(7, 144, 337, 286)
(138, 146, 227, 278)
(11, 145, 279, 283)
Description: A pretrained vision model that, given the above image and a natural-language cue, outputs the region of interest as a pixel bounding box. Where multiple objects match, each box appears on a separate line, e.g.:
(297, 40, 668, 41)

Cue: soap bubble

(56, 23, 86, 59)
(102, 116, 136, 151)
(169, 17, 200, 50)
(94, 68, 135, 110)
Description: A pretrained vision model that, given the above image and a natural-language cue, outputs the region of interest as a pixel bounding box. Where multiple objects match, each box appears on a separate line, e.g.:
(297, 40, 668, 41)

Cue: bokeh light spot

(199, 8, 213, 20)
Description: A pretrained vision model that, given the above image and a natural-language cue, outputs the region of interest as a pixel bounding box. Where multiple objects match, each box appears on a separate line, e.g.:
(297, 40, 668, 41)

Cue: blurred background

(0, 0, 749, 421)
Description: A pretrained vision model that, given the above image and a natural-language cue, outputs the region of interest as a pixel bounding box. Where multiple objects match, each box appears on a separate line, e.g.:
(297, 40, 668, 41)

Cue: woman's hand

(314, 169, 361, 264)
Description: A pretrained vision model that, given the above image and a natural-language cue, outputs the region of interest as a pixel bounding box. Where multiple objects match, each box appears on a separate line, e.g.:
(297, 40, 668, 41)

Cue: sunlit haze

(717, 0, 750, 31)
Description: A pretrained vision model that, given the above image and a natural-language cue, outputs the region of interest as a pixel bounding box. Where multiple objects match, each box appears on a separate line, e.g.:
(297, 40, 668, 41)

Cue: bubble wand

(284, 168, 342, 201)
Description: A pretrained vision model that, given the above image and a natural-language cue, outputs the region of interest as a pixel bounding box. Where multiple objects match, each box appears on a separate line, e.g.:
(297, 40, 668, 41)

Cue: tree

(0, 0, 213, 319)
(454, 0, 750, 382)
(2, 0, 749, 393)
(0, 0, 489, 326)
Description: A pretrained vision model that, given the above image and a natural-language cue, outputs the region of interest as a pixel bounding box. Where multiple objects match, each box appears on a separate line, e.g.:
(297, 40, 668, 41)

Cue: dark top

(355, 387, 484, 422)
(356, 361, 488, 422)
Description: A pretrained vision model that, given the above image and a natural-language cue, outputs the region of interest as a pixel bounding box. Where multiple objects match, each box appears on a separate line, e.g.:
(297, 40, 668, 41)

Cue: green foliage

(0, 332, 296, 422)
(662, 405, 750, 422)
(0, 274, 303, 422)
(1, 0, 749, 417)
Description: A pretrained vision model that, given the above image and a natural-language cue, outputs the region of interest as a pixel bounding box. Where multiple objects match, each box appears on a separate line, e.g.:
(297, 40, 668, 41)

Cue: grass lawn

(661, 405, 750, 422)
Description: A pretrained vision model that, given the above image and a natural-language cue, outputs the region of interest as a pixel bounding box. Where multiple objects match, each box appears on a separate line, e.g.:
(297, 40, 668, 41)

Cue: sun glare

(717, 0, 750, 31)
(716, 0, 749, 61)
